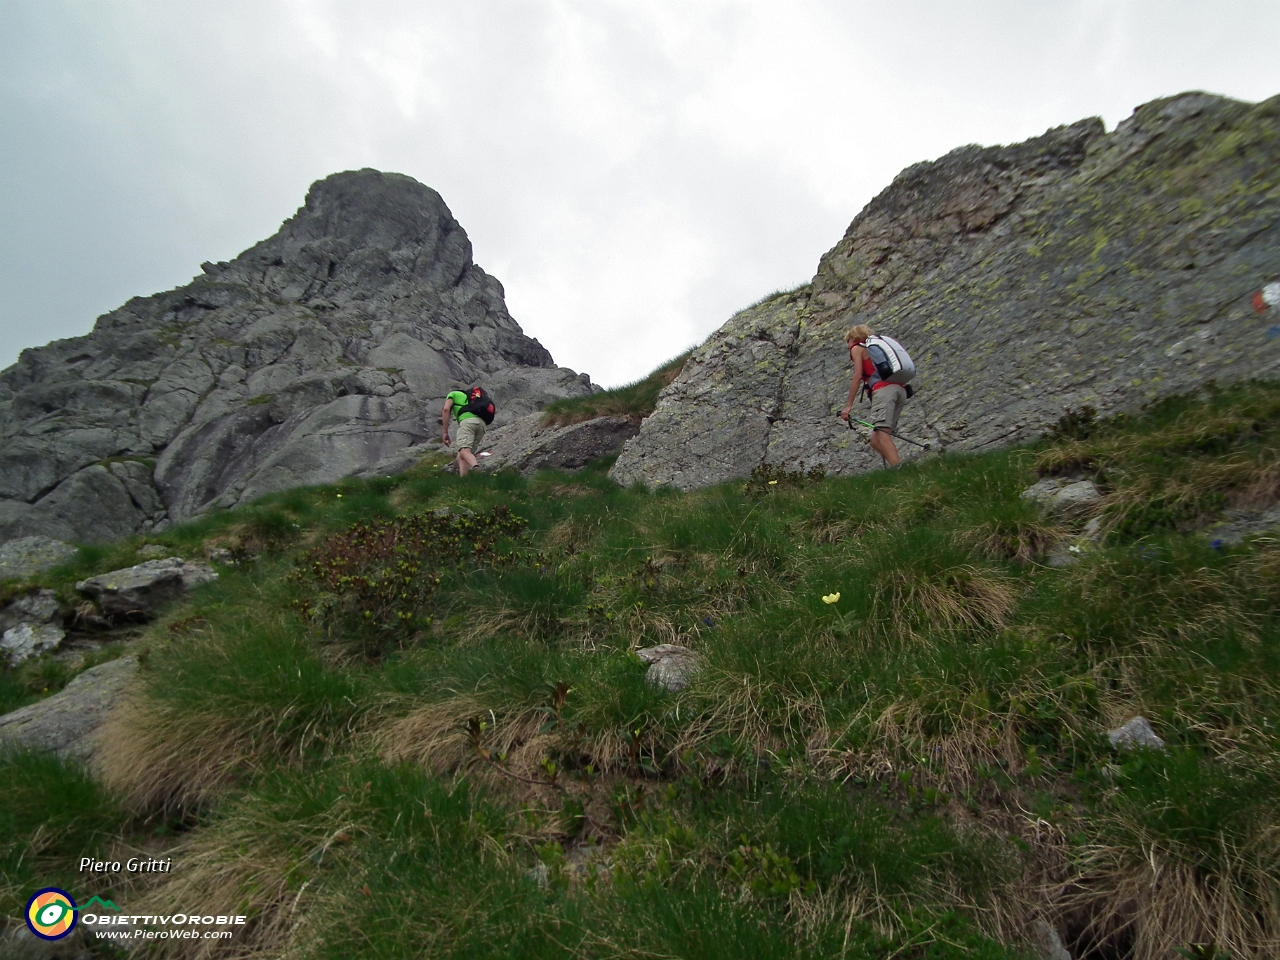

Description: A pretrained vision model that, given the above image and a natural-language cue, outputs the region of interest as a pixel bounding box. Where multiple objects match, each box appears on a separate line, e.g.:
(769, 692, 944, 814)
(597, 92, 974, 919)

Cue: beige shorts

(454, 416, 486, 451)
(869, 384, 907, 433)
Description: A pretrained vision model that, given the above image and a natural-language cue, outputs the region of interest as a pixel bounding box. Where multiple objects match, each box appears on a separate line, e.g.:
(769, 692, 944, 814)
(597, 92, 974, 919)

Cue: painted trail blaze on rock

(613, 92, 1280, 491)
(1253, 281, 1280, 312)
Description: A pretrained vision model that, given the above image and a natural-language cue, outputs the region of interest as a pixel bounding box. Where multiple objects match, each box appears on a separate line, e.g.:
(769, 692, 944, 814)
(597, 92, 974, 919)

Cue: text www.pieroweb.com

(85, 913, 246, 941)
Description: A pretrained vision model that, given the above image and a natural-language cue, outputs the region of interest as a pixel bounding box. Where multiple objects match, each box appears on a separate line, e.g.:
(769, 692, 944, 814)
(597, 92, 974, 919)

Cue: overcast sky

(2, 1, 1278, 386)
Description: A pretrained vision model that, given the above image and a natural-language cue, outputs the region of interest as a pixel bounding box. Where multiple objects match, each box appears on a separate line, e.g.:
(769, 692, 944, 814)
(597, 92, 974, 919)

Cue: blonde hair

(846, 324, 873, 344)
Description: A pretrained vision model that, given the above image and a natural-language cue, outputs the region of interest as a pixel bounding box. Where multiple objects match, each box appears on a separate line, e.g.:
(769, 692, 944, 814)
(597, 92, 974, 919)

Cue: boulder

(477, 413, 640, 475)
(76, 558, 217, 619)
(0, 656, 136, 760)
(0, 588, 61, 633)
(612, 93, 1280, 490)
(0, 536, 78, 581)
(636, 644, 700, 692)
(1108, 715, 1166, 751)
(1045, 544, 1082, 568)
(0, 169, 595, 542)
(1204, 504, 1280, 545)
(1021, 477, 1103, 518)
(1, 622, 66, 666)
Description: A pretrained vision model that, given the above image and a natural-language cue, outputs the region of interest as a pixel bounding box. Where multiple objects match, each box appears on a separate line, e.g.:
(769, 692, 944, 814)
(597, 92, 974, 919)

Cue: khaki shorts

(868, 384, 907, 433)
(454, 416, 486, 452)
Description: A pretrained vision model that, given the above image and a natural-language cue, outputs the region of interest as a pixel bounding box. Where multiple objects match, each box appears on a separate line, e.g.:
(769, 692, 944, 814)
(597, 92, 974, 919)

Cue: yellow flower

(822, 592, 840, 604)
(767, 480, 778, 485)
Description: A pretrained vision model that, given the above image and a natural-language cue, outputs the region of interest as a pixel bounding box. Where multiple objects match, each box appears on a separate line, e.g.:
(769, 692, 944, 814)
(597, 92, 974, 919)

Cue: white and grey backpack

(864, 335, 916, 387)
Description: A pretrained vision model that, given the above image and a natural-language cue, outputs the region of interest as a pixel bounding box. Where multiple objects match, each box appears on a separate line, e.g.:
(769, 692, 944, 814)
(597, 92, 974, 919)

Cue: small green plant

(729, 839, 811, 897)
(1175, 944, 1230, 960)
(1049, 404, 1099, 441)
(293, 505, 531, 655)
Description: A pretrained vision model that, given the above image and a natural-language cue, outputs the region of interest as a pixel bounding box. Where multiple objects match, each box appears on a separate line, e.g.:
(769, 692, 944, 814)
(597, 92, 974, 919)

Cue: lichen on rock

(613, 92, 1280, 490)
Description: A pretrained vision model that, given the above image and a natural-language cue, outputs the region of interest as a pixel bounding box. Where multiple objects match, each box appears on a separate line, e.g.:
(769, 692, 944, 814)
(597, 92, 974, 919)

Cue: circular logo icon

(26, 888, 78, 940)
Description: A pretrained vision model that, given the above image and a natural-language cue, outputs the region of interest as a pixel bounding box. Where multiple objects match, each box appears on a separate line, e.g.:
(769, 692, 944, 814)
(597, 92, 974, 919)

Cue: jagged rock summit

(0, 169, 593, 544)
(612, 92, 1280, 489)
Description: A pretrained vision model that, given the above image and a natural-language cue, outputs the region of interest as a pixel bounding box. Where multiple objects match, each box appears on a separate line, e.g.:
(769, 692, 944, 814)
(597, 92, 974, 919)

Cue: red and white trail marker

(1253, 282, 1280, 312)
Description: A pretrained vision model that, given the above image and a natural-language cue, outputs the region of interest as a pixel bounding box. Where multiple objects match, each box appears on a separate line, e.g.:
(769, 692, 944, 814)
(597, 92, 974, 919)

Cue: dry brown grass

(120, 804, 345, 958)
(1034, 407, 1279, 477)
(959, 516, 1067, 564)
(95, 691, 343, 817)
(675, 667, 826, 763)
(869, 564, 1019, 639)
(1060, 833, 1280, 960)
(376, 692, 636, 788)
(95, 696, 254, 815)
(825, 669, 1091, 796)
(375, 694, 491, 773)
(1095, 450, 1280, 529)
(792, 510, 860, 546)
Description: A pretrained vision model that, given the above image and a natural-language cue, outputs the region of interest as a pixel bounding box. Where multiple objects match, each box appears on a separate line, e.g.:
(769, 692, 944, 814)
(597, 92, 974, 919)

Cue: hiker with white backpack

(839, 324, 916, 468)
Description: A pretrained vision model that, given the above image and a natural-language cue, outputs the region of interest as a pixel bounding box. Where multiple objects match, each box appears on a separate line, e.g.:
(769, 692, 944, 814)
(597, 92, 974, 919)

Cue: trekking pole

(844, 415, 932, 449)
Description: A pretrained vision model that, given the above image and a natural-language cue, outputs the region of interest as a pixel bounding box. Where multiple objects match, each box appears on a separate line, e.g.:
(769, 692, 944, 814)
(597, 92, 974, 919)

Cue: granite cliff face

(612, 92, 1280, 489)
(0, 169, 592, 543)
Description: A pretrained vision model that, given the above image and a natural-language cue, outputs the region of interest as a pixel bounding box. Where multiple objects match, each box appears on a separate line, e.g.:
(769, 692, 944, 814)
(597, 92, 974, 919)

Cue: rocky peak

(612, 92, 1280, 490)
(1, 170, 592, 545)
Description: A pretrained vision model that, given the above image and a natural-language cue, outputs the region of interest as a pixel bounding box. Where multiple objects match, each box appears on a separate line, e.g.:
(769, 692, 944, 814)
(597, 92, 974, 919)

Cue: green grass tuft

(540, 351, 693, 426)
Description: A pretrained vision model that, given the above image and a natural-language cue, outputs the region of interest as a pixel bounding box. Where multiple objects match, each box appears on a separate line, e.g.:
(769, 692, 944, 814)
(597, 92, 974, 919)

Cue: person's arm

(441, 397, 453, 445)
(839, 346, 865, 421)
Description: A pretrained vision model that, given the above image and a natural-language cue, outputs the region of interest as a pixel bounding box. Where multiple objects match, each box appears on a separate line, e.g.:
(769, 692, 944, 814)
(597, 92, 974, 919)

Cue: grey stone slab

(0, 656, 136, 760)
(76, 558, 217, 619)
(1, 622, 66, 666)
(1108, 715, 1166, 751)
(0, 536, 78, 580)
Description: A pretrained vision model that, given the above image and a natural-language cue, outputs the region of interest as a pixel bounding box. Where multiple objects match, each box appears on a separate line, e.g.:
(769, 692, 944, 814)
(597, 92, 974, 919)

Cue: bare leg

(869, 429, 901, 467)
(456, 448, 479, 476)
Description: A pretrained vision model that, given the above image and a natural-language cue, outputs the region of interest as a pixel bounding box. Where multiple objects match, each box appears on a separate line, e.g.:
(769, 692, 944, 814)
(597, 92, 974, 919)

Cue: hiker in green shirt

(440, 387, 494, 476)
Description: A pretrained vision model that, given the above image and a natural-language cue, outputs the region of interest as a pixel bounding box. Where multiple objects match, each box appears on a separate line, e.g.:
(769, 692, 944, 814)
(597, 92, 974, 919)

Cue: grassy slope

(539, 351, 692, 426)
(3, 383, 1279, 959)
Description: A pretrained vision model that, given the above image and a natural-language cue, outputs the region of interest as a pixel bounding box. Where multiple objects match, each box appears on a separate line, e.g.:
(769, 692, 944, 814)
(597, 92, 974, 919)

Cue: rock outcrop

(0, 656, 137, 760)
(1108, 715, 1167, 751)
(475, 413, 641, 475)
(1, 623, 65, 667)
(637, 644, 700, 692)
(0, 536, 78, 581)
(0, 169, 594, 544)
(1021, 477, 1103, 518)
(0, 588, 66, 665)
(613, 93, 1280, 489)
(76, 557, 217, 620)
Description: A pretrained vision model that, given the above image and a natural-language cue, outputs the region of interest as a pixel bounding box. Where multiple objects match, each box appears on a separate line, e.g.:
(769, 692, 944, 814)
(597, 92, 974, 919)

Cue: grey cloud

(2, 1, 1279, 385)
